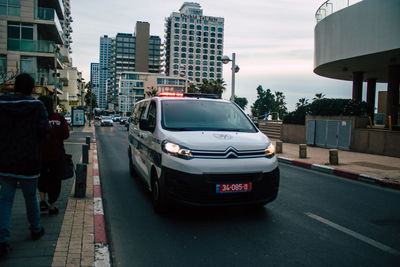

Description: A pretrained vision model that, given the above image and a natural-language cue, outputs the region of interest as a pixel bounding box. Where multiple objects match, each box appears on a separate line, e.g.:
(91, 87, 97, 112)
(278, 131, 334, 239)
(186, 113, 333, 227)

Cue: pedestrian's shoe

(31, 227, 45, 241)
(49, 207, 59, 216)
(0, 242, 10, 259)
(40, 201, 49, 212)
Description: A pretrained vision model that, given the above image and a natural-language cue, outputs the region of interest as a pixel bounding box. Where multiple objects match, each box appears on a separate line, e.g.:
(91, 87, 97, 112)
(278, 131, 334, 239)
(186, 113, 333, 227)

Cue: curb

(277, 156, 400, 191)
(92, 133, 111, 266)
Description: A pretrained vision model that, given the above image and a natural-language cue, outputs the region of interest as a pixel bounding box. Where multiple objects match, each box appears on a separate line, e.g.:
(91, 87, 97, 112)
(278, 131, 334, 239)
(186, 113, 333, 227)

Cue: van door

(131, 101, 150, 179)
(139, 100, 158, 184)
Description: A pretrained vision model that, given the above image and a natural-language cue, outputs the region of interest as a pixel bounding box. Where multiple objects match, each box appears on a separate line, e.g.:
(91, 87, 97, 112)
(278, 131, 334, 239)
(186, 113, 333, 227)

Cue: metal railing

(315, 0, 363, 23)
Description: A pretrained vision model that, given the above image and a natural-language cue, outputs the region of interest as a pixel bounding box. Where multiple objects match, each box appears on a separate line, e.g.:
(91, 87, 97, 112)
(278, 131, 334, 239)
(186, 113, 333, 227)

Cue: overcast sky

(70, 0, 384, 112)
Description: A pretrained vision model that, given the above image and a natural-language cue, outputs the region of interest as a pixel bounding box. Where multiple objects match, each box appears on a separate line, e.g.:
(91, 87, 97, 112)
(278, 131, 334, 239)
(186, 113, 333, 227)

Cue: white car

(100, 116, 113, 126)
(127, 93, 279, 212)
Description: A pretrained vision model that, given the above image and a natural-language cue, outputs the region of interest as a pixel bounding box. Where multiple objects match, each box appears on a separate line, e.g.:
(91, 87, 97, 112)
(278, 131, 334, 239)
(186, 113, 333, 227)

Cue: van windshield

(161, 100, 257, 132)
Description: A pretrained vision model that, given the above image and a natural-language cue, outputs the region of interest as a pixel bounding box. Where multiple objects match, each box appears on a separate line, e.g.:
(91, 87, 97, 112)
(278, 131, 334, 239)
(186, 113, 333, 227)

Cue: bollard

(82, 144, 89, 164)
(329, 149, 339, 165)
(86, 136, 91, 146)
(74, 163, 87, 198)
(299, 144, 307, 158)
(276, 141, 283, 153)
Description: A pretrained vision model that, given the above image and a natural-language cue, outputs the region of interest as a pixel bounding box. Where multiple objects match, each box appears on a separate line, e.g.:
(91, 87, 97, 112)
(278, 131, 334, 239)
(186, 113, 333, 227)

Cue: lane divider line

(305, 212, 400, 256)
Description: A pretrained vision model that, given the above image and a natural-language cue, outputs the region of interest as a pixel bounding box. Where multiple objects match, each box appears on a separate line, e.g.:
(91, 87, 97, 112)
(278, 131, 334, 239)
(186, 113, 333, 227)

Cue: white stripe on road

(93, 175, 100, 185)
(94, 197, 104, 215)
(305, 212, 400, 256)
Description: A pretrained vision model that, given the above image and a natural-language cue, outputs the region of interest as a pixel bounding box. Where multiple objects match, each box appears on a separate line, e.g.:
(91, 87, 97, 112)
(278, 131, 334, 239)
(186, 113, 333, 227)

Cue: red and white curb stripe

(92, 135, 111, 267)
(278, 157, 400, 190)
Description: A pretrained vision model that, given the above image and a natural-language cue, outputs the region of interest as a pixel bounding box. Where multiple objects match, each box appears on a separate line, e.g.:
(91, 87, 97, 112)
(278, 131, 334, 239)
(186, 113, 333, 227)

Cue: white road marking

(305, 212, 400, 256)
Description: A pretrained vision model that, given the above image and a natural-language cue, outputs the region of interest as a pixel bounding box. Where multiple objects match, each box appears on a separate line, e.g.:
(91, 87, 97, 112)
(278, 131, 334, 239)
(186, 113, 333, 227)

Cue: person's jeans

(0, 175, 42, 243)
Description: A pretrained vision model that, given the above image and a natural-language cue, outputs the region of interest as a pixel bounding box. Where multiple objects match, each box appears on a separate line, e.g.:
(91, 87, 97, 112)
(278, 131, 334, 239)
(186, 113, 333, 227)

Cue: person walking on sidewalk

(37, 95, 70, 216)
(0, 73, 51, 259)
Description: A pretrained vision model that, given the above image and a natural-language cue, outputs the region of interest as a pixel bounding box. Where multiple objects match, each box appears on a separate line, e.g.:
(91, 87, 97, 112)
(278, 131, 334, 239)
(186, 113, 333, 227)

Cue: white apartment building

(165, 2, 224, 86)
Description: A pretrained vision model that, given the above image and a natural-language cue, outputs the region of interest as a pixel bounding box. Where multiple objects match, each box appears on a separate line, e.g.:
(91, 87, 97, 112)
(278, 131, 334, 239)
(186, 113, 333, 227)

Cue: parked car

(127, 93, 279, 213)
(95, 115, 102, 120)
(64, 114, 71, 126)
(112, 114, 121, 122)
(100, 116, 113, 126)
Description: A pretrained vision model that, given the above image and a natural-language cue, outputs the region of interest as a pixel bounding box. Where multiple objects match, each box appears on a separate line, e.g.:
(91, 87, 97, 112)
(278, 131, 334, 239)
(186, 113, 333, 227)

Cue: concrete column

(352, 72, 363, 101)
(386, 65, 400, 126)
(366, 78, 376, 121)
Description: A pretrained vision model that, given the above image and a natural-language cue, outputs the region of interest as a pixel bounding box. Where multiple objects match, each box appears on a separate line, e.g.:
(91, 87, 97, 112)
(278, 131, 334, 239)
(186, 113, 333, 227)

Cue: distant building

(0, 0, 81, 113)
(90, 63, 100, 105)
(99, 35, 112, 109)
(164, 2, 224, 86)
(314, 0, 400, 124)
(118, 72, 186, 114)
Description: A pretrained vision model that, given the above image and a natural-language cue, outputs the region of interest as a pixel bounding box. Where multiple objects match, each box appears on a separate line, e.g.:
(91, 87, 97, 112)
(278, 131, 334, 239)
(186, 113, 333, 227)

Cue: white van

(128, 93, 279, 212)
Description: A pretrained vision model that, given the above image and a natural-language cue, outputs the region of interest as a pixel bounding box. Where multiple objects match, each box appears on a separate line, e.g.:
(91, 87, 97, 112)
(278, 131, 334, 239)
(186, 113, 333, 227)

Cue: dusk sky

(70, 0, 382, 112)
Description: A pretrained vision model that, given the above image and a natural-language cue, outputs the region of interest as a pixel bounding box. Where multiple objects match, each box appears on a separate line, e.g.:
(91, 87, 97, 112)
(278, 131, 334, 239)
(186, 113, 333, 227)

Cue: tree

(313, 93, 326, 102)
(296, 97, 309, 108)
(234, 96, 248, 110)
(84, 81, 97, 113)
(187, 83, 197, 93)
(199, 79, 226, 98)
(274, 91, 288, 119)
(251, 85, 277, 118)
(146, 86, 158, 97)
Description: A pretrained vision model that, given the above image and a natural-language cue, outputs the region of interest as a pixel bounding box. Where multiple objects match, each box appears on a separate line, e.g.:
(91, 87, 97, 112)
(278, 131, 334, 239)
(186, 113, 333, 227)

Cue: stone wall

(281, 124, 306, 144)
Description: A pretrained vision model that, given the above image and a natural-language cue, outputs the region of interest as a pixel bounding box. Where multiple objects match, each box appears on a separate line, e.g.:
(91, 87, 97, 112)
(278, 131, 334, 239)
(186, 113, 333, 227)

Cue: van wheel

(151, 175, 168, 213)
(128, 147, 137, 177)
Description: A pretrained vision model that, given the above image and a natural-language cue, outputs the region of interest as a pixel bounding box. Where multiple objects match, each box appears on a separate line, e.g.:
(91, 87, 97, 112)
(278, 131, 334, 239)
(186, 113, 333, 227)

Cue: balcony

(35, 7, 64, 44)
(315, 0, 362, 23)
(7, 39, 56, 54)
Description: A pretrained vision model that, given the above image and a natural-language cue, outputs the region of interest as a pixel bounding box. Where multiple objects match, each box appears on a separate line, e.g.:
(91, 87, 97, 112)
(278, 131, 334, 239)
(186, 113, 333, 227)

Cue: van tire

(151, 174, 168, 213)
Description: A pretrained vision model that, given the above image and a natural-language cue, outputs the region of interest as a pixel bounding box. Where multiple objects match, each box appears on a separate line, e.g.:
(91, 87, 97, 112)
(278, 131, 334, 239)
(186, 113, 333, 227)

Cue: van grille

(191, 146, 265, 159)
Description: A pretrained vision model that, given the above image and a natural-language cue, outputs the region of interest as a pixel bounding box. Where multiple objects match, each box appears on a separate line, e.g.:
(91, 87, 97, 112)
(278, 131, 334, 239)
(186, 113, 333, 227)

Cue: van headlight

(265, 143, 275, 158)
(162, 141, 193, 160)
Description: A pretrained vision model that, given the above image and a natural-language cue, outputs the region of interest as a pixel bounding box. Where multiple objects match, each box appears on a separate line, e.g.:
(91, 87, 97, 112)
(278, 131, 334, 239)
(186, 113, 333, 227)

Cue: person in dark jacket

(0, 73, 51, 259)
(37, 95, 69, 216)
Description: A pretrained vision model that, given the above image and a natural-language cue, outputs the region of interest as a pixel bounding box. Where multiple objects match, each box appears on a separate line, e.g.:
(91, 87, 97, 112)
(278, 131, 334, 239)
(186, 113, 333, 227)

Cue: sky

(70, 0, 386, 112)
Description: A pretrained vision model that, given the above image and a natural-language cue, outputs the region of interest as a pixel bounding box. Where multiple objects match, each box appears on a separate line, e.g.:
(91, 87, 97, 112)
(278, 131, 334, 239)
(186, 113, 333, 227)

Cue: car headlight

(265, 143, 275, 158)
(162, 140, 193, 160)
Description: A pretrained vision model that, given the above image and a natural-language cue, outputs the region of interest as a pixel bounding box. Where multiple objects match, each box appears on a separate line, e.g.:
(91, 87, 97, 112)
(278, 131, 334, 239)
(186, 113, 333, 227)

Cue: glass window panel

(21, 27, 33, 39)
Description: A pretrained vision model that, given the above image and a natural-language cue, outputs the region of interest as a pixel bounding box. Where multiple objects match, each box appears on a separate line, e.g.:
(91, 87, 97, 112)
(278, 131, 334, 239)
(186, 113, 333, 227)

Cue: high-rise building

(105, 21, 162, 111)
(99, 35, 112, 109)
(90, 63, 100, 105)
(164, 2, 224, 86)
(0, 0, 80, 113)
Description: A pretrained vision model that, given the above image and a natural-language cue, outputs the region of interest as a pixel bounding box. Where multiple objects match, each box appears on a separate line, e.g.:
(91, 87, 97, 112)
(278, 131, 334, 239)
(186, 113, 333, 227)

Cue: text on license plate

(216, 182, 252, 193)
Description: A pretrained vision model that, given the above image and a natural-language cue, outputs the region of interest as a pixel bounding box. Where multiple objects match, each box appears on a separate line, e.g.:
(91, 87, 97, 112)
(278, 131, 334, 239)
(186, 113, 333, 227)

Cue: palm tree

(296, 98, 309, 108)
(313, 93, 326, 102)
(212, 78, 226, 98)
(146, 86, 158, 98)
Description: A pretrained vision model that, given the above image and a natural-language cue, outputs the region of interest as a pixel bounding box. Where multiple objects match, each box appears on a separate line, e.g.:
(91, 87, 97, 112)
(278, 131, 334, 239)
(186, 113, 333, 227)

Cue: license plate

(216, 182, 252, 193)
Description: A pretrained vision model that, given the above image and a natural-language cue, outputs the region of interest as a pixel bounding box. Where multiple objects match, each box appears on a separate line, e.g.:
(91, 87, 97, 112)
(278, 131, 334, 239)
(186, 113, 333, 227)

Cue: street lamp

(221, 53, 239, 101)
(53, 44, 60, 109)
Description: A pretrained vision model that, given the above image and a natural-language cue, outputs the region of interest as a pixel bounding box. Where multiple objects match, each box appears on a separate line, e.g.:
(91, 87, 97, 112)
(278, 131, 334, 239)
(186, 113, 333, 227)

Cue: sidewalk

(0, 124, 104, 267)
(272, 139, 400, 189)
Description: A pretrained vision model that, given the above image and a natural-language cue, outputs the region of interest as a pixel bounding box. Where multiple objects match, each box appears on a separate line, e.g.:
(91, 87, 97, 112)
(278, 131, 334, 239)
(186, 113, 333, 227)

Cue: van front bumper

(162, 166, 279, 206)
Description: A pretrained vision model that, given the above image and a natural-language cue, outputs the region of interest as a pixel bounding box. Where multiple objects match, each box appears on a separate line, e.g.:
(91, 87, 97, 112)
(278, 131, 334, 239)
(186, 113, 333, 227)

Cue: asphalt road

(96, 123, 400, 267)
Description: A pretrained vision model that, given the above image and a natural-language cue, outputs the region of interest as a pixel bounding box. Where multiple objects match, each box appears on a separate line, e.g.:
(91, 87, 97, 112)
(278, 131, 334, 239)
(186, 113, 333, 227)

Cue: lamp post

(221, 53, 239, 101)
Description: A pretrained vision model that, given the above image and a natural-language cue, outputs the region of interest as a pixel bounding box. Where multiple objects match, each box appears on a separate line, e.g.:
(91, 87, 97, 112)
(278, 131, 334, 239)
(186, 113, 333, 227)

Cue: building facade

(90, 62, 100, 105)
(164, 2, 224, 86)
(99, 35, 112, 109)
(0, 0, 80, 113)
(314, 0, 400, 125)
(118, 72, 186, 114)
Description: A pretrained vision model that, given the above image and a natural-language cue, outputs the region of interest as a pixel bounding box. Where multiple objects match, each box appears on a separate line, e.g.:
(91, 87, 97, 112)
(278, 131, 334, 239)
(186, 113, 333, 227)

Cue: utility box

(72, 106, 85, 126)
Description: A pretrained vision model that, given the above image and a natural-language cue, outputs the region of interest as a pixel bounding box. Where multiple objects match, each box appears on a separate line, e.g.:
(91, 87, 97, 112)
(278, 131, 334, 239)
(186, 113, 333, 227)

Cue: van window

(161, 100, 256, 132)
(147, 101, 157, 131)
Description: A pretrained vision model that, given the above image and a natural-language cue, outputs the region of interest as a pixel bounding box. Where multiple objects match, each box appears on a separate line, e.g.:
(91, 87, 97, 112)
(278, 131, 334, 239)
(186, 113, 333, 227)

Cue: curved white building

(314, 0, 400, 124)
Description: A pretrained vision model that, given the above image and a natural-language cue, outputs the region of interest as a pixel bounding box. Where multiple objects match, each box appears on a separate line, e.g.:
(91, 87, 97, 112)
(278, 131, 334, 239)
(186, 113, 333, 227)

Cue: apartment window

(188, 54, 194, 59)
(204, 26, 209, 31)
(196, 60, 201, 65)
(202, 72, 207, 77)
(0, 0, 20, 16)
(8, 22, 33, 40)
(211, 27, 216, 32)
(202, 66, 207, 71)
(188, 65, 193, 70)
(175, 17, 180, 21)
(173, 58, 179, 63)
(174, 29, 179, 34)
(174, 40, 179, 45)
(196, 25, 202, 30)
(174, 23, 180, 28)
(203, 55, 208, 60)
(181, 59, 186, 64)
(203, 43, 208, 48)
(182, 30, 187, 34)
(195, 72, 200, 77)
(195, 66, 200, 71)
(20, 56, 35, 75)
(189, 24, 194, 29)
(188, 48, 194, 53)
(218, 33, 223, 38)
